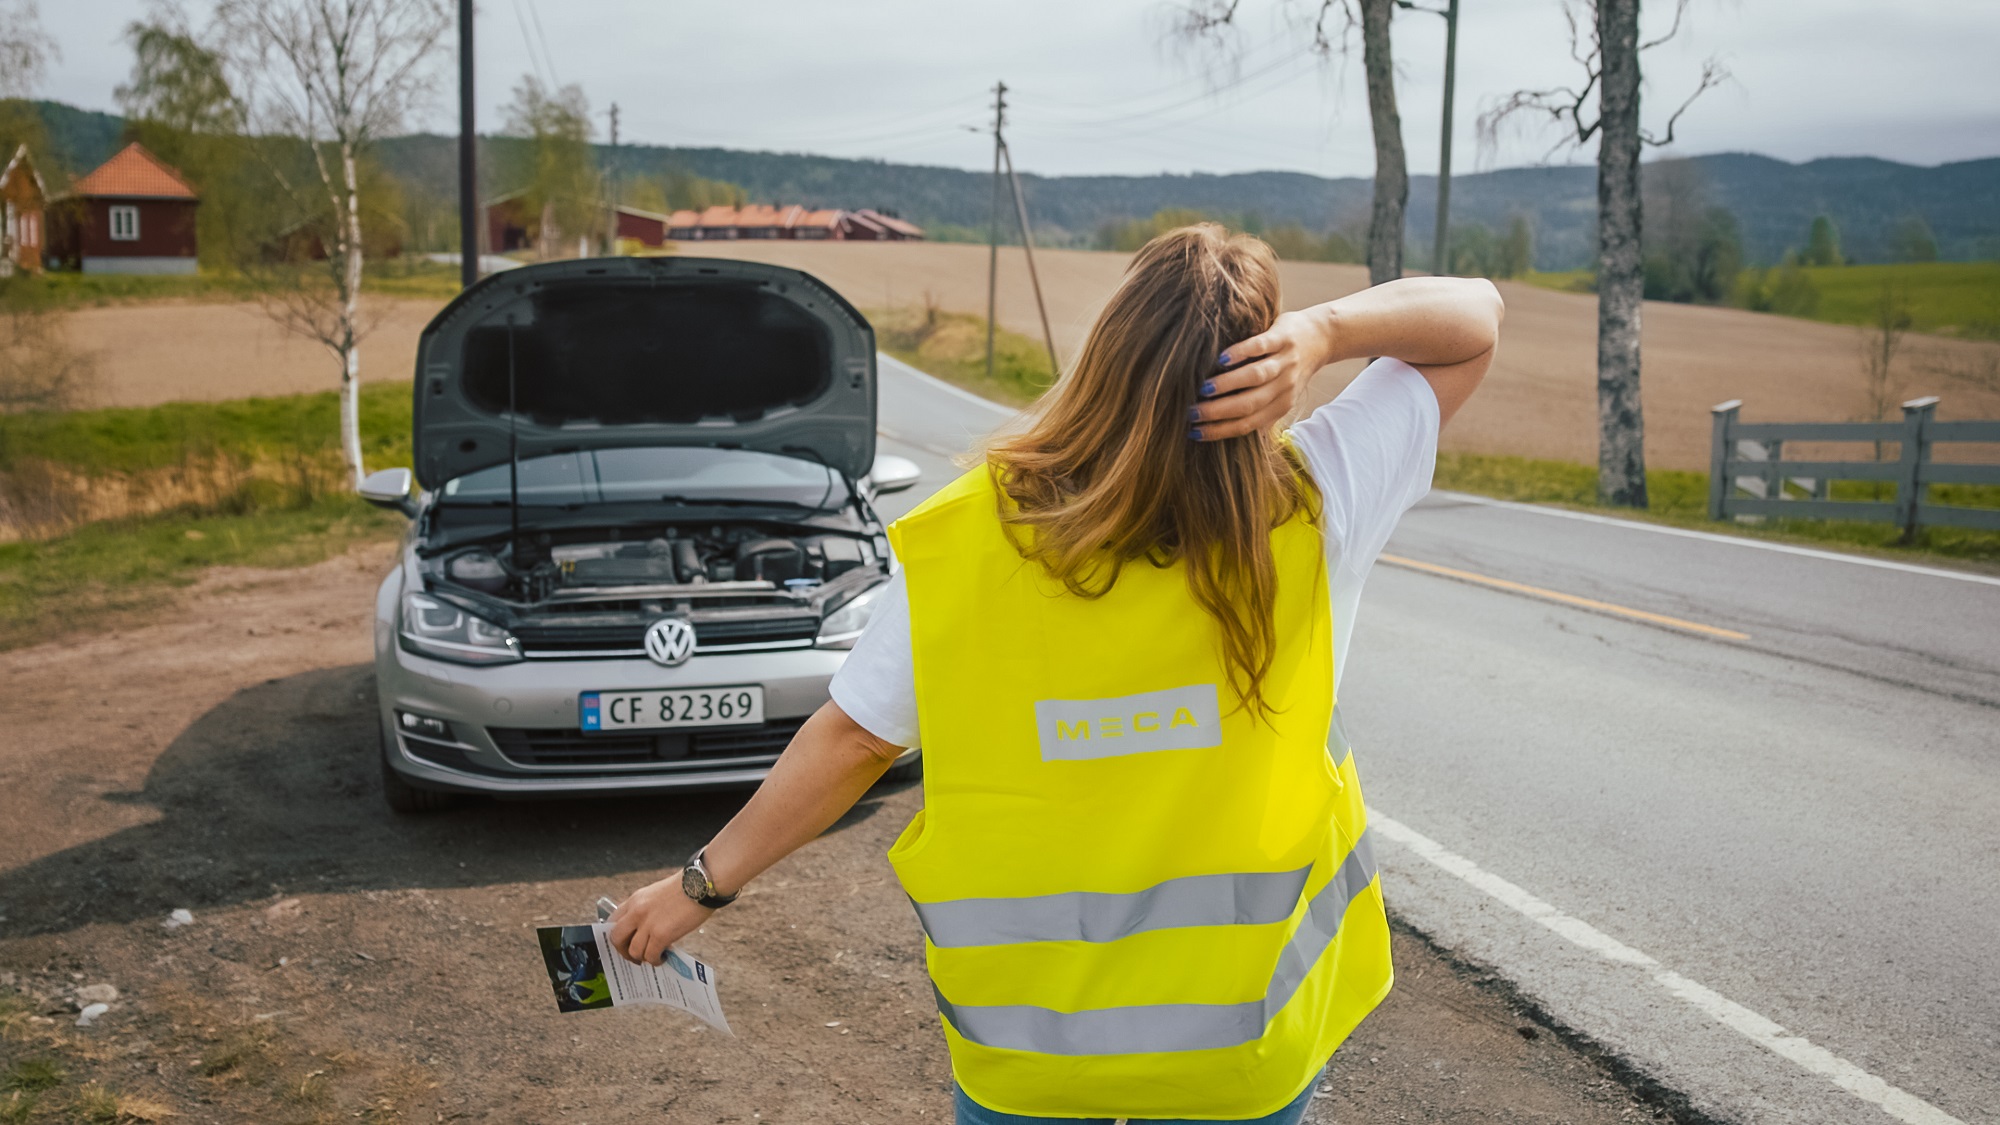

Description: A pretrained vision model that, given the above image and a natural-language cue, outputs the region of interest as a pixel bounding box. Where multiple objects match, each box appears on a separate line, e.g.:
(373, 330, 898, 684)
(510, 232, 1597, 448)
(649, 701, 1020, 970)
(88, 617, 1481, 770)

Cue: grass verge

(1434, 450, 2000, 570)
(0, 382, 415, 651)
(8, 259, 465, 309)
(867, 301, 1055, 407)
(0, 496, 400, 650)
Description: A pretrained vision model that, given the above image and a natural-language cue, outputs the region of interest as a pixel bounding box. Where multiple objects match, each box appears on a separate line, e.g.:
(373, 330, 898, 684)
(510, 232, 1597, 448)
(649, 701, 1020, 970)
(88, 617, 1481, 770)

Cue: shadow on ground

(0, 662, 902, 938)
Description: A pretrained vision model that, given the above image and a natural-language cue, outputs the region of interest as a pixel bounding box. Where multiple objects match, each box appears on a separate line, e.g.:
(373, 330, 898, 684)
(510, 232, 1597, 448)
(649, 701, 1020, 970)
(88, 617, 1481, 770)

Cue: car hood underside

(410, 257, 877, 489)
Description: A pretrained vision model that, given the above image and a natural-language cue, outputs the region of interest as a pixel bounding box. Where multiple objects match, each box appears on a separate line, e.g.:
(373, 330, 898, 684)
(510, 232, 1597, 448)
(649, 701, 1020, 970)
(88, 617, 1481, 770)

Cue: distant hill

(29, 100, 2000, 270)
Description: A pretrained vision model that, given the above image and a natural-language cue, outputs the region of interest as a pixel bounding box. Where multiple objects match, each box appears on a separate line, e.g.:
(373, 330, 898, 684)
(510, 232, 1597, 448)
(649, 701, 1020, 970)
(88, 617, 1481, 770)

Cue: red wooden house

(48, 143, 200, 274)
(612, 204, 668, 248)
(1, 145, 47, 275)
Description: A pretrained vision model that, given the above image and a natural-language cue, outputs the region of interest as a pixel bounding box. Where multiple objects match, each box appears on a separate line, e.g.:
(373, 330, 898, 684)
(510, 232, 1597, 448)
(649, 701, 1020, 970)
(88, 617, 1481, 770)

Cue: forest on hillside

(25, 98, 2000, 273)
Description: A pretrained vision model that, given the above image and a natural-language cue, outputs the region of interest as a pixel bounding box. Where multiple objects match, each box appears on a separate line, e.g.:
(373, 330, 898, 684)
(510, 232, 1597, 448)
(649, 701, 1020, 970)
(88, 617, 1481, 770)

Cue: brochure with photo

(535, 921, 732, 1033)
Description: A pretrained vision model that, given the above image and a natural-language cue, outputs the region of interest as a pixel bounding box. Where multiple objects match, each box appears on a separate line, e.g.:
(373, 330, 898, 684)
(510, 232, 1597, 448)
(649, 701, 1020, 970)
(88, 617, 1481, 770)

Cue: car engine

(433, 525, 882, 605)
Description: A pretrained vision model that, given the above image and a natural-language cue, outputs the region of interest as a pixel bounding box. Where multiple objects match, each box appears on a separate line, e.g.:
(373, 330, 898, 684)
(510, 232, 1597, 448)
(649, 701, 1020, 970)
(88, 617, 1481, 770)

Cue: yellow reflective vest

(887, 466, 1392, 1120)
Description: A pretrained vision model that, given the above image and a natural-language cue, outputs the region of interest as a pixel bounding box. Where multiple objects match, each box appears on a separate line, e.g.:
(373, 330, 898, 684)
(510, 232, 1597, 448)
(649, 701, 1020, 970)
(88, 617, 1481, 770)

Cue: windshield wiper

(658, 494, 833, 512)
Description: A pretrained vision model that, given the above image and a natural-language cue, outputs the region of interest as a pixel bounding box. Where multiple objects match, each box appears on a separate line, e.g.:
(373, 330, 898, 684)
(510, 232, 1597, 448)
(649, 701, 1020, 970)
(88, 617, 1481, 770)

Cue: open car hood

(412, 257, 875, 489)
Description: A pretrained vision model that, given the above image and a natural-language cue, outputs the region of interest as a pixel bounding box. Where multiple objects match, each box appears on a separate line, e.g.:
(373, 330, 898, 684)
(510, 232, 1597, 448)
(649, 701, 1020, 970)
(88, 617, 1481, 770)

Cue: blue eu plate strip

(579, 693, 602, 731)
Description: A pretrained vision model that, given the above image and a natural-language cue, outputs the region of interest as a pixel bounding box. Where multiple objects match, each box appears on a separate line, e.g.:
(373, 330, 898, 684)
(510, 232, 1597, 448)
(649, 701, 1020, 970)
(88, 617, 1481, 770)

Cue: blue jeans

(953, 1079, 1317, 1125)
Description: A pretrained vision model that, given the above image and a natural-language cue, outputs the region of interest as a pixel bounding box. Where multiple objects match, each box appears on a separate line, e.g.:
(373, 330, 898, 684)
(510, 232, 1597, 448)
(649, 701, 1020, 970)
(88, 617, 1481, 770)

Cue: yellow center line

(1378, 553, 1752, 641)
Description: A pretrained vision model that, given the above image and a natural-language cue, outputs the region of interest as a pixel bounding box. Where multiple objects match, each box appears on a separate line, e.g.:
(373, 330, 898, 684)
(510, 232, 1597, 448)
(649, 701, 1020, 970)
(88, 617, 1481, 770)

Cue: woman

(611, 225, 1503, 1124)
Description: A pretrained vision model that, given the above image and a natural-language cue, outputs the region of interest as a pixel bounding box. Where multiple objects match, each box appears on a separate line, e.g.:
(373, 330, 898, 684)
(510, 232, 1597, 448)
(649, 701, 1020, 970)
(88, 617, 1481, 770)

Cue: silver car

(361, 257, 920, 812)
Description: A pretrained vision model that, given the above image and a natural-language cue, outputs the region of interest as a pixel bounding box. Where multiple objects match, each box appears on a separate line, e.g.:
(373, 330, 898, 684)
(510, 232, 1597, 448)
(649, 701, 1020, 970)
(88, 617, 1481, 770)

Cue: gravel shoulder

(2, 551, 1677, 1123)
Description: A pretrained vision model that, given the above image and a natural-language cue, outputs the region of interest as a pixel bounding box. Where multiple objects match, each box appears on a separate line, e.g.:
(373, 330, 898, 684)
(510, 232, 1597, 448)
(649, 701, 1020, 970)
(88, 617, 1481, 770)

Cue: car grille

(513, 614, 819, 657)
(487, 716, 808, 768)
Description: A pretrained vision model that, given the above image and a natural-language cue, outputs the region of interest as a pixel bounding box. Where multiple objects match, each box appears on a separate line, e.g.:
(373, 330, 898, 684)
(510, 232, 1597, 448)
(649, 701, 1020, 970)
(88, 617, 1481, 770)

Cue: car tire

(881, 750, 923, 785)
(380, 732, 461, 814)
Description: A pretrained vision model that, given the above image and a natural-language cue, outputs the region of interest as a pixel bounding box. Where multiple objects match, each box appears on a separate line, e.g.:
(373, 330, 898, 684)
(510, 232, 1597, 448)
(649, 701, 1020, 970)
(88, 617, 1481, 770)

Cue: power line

(508, 0, 550, 88)
(523, 0, 561, 85)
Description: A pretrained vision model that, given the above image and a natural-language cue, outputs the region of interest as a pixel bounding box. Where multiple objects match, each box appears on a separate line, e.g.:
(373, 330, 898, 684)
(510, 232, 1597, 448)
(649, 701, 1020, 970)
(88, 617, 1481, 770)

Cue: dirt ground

(0, 550, 1679, 1124)
(70, 245, 2000, 471)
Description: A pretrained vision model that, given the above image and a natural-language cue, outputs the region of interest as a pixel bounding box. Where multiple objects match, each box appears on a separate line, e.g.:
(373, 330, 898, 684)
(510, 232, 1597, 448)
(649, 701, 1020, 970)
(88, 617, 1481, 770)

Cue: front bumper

(376, 641, 852, 797)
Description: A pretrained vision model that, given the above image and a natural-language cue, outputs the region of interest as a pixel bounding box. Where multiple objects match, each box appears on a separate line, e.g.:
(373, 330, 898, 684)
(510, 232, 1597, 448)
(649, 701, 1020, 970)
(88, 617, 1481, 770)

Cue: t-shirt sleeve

(1288, 357, 1440, 574)
(827, 571, 922, 748)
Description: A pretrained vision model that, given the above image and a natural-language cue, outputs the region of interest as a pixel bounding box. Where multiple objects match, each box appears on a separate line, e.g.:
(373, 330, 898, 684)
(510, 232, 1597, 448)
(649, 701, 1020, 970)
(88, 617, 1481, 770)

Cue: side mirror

(359, 467, 418, 517)
(867, 453, 923, 496)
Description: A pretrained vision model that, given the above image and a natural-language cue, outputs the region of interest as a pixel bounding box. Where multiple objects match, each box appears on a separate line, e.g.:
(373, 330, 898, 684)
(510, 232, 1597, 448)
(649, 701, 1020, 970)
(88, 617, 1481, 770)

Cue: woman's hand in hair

(1191, 308, 1337, 442)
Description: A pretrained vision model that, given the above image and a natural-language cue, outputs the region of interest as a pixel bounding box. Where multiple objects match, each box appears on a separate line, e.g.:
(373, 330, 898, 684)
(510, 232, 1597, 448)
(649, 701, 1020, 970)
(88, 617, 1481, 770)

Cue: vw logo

(644, 617, 697, 667)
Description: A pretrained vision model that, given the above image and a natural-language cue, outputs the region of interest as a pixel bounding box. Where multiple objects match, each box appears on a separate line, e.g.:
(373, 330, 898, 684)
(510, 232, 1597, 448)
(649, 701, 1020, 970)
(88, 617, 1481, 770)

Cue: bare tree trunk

(1361, 0, 1407, 287)
(1594, 0, 1647, 507)
(339, 140, 366, 490)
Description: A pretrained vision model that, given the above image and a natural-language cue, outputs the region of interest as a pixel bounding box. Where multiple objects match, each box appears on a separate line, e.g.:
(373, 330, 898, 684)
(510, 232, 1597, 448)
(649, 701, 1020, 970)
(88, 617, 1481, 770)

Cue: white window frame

(109, 204, 140, 241)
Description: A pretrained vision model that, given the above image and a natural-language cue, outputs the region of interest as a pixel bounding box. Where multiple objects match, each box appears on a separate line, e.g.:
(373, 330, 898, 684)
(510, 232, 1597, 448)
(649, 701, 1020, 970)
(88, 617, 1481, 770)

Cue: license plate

(580, 686, 765, 731)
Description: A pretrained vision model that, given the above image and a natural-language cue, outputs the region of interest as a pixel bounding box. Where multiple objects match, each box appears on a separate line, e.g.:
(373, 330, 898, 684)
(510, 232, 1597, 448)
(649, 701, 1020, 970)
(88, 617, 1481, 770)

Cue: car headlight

(816, 583, 885, 649)
(399, 590, 522, 665)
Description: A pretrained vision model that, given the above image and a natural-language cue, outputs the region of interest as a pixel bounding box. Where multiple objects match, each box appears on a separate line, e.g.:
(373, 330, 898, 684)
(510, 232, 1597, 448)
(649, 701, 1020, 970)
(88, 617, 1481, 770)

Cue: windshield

(438, 447, 849, 509)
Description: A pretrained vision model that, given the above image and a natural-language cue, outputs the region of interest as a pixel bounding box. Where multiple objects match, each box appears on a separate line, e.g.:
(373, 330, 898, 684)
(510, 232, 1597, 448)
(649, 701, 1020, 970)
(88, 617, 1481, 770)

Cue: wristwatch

(680, 847, 739, 909)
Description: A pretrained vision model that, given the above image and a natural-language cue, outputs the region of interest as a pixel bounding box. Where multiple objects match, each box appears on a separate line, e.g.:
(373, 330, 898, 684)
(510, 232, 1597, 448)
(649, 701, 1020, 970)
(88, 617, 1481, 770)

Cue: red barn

(1, 145, 47, 275)
(613, 204, 667, 248)
(48, 142, 200, 274)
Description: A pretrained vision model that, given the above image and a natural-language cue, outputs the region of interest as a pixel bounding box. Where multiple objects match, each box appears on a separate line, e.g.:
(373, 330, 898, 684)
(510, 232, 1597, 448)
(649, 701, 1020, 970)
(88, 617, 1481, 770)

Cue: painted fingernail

(1217, 352, 1232, 367)
(1188, 427, 1203, 442)
(1187, 406, 1202, 423)
(1200, 380, 1216, 397)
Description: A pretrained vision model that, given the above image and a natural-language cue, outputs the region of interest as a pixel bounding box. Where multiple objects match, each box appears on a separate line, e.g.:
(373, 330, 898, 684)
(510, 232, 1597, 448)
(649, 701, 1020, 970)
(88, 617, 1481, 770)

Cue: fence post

(1895, 396, 1940, 541)
(1709, 400, 1742, 521)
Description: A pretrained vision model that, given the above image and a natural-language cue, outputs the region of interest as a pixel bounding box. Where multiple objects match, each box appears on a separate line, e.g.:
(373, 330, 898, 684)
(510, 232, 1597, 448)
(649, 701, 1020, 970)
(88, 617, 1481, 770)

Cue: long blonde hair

(987, 224, 1315, 719)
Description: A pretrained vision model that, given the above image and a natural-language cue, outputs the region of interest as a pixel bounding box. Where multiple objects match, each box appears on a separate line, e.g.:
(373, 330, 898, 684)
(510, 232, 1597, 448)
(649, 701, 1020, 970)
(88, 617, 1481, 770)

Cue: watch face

(682, 864, 708, 901)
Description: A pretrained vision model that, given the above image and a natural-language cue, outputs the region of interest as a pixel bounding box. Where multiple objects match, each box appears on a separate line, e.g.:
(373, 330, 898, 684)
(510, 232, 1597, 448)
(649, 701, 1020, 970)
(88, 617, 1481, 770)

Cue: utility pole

(985, 81, 1006, 384)
(456, 0, 477, 288)
(605, 102, 620, 255)
(1432, 0, 1459, 275)
(1002, 141, 1060, 380)
(1397, 0, 1460, 276)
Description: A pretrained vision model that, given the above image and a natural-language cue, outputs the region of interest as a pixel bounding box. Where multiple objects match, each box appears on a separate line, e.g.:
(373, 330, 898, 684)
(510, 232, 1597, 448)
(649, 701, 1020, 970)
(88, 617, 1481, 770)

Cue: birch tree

(1177, 0, 1408, 285)
(1479, 0, 1723, 507)
(214, 0, 448, 490)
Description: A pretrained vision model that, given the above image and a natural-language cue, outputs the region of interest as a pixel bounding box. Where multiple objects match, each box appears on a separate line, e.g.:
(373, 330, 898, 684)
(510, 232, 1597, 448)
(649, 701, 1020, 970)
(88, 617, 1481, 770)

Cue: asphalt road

(868, 354, 2000, 1125)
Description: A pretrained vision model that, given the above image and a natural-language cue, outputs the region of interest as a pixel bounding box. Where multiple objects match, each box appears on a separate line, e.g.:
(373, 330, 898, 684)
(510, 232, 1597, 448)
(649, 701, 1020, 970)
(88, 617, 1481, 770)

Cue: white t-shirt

(830, 357, 1441, 748)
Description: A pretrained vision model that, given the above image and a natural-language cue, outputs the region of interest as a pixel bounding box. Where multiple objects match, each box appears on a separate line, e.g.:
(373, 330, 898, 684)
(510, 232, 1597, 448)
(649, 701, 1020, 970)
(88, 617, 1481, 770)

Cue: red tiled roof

(667, 210, 702, 227)
(698, 205, 740, 226)
(793, 209, 843, 228)
(69, 142, 198, 200)
(857, 208, 924, 237)
(734, 204, 786, 228)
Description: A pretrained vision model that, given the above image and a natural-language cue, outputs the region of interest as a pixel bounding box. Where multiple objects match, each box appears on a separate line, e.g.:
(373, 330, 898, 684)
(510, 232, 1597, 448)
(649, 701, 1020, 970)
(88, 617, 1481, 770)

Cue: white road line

(877, 353, 1018, 419)
(1368, 811, 1967, 1125)
(1434, 491, 2000, 588)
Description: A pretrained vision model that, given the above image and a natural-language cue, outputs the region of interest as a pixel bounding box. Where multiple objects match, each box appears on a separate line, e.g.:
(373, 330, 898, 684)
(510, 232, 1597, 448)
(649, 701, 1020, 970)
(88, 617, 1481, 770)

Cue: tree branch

(1641, 57, 1728, 148)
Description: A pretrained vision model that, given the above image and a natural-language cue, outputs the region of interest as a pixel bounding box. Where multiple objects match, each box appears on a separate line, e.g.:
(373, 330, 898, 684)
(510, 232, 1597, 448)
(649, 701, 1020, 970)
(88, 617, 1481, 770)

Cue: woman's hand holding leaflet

(606, 702, 907, 966)
(607, 873, 714, 967)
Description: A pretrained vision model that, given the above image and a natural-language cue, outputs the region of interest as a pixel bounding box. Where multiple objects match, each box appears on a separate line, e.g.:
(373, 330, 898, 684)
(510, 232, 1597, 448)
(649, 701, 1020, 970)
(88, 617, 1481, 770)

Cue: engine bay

(428, 523, 884, 606)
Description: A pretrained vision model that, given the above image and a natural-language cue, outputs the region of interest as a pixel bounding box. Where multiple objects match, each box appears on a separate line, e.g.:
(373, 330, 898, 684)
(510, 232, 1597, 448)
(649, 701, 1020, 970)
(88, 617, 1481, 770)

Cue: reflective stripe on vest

(929, 829, 1378, 1055)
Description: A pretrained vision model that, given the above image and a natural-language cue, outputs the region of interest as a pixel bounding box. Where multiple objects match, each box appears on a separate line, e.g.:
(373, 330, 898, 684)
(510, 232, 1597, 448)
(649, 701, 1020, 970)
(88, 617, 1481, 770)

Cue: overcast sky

(35, 0, 2000, 179)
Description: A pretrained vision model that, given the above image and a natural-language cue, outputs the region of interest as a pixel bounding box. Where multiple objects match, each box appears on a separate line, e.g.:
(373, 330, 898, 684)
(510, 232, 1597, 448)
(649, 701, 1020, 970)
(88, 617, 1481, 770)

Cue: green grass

(1434, 450, 2000, 569)
(1, 1059, 63, 1093)
(1795, 261, 2000, 338)
(8, 258, 464, 309)
(1515, 269, 1596, 294)
(0, 381, 416, 650)
(867, 303, 1055, 407)
(0, 491, 401, 650)
(0, 379, 413, 476)
(1515, 260, 2000, 340)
